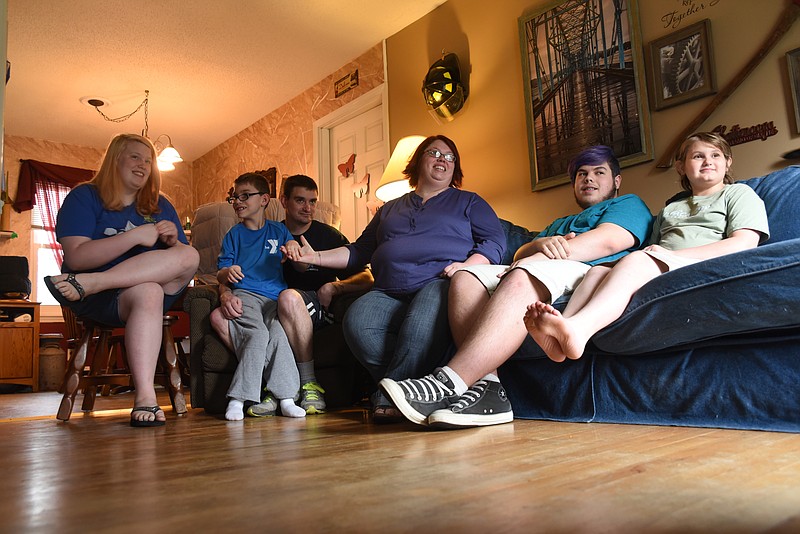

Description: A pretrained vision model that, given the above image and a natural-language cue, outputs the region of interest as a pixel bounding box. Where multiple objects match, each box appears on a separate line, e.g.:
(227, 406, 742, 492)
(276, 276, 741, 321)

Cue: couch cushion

(499, 219, 537, 265)
(741, 164, 800, 244)
(591, 237, 800, 354)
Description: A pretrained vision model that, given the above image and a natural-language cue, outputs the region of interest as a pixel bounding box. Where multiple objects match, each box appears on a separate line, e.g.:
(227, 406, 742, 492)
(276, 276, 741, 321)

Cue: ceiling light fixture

(83, 90, 183, 171)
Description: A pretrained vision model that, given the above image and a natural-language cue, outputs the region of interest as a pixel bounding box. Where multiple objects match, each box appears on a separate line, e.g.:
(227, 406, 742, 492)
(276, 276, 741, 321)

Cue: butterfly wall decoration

(338, 153, 356, 177)
(352, 172, 369, 198)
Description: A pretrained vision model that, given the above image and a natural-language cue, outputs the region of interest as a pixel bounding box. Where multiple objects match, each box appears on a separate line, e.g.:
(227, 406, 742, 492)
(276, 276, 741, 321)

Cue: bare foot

(524, 302, 567, 362)
(527, 301, 588, 362)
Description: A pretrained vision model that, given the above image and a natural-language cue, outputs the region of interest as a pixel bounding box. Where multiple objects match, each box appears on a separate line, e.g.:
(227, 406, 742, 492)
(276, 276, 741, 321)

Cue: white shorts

(456, 260, 592, 303)
(643, 250, 701, 272)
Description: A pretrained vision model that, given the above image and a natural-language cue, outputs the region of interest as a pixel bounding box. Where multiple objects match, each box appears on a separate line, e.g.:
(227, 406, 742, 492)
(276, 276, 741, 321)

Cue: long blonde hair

(91, 133, 162, 215)
(675, 132, 734, 192)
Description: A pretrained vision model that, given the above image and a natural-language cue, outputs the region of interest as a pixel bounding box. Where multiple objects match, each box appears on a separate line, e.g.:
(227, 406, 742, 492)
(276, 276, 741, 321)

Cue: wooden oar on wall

(656, 0, 800, 168)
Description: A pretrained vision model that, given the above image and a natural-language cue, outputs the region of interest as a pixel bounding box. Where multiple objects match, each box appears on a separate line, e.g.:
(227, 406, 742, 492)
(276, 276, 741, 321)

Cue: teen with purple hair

(380, 145, 653, 429)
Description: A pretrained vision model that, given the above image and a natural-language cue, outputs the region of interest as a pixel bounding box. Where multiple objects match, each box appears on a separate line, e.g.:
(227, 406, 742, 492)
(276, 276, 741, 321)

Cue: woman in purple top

(285, 135, 505, 421)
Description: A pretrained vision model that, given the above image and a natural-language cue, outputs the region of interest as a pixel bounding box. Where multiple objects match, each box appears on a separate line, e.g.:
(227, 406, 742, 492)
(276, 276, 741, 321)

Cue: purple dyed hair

(567, 145, 621, 183)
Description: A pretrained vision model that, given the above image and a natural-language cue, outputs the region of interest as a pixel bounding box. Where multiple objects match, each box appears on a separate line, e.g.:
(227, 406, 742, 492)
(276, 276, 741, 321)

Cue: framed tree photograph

(518, 0, 653, 190)
(646, 19, 717, 111)
(787, 47, 800, 135)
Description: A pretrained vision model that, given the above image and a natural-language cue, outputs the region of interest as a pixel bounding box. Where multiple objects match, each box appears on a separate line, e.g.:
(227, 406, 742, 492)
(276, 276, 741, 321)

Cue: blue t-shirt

(55, 183, 188, 273)
(217, 220, 294, 300)
(537, 194, 653, 265)
(346, 187, 505, 294)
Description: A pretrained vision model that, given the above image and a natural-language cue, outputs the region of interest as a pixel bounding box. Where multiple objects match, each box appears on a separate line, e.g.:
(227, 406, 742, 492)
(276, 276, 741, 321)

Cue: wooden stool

(56, 315, 187, 421)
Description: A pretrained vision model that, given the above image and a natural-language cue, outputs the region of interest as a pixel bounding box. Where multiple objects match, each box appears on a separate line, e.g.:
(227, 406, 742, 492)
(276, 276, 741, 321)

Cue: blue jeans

(343, 279, 452, 405)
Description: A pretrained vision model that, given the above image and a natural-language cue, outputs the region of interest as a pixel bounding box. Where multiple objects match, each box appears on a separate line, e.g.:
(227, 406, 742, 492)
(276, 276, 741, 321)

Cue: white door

(328, 104, 386, 241)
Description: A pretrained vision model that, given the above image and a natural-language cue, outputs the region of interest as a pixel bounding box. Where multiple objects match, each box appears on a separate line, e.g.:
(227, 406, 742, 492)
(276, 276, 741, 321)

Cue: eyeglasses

(424, 149, 456, 163)
(226, 191, 269, 204)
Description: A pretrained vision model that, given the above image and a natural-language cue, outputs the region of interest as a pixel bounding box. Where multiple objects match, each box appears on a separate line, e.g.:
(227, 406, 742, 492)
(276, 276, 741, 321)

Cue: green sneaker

(246, 390, 277, 417)
(300, 381, 326, 414)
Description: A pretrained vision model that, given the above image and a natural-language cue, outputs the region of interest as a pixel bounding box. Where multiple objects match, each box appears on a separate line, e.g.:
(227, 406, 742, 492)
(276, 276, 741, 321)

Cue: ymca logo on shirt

(103, 220, 139, 236)
(266, 239, 279, 254)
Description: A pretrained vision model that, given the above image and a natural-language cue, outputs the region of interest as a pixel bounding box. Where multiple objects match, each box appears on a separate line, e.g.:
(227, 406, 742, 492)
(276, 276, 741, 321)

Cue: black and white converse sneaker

(379, 368, 459, 425)
(427, 379, 513, 429)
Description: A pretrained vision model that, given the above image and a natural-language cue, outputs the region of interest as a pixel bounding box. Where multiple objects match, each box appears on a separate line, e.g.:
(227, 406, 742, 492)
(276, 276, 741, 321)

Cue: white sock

(279, 398, 306, 418)
(441, 366, 468, 396)
(483, 373, 500, 383)
(225, 399, 244, 421)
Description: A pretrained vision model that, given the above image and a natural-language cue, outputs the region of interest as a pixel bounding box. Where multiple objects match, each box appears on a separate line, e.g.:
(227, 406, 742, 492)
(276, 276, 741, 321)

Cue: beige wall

(191, 44, 385, 208)
(386, 0, 800, 230)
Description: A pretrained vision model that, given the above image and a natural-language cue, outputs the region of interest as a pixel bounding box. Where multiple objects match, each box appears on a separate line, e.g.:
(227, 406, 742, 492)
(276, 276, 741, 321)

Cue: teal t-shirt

(536, 194, 653, 265)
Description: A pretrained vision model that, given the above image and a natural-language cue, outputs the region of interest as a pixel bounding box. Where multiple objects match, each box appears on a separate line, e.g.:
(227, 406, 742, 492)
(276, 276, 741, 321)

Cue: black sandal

(44, 273, 85, 305)
(130, 406, 166, 427)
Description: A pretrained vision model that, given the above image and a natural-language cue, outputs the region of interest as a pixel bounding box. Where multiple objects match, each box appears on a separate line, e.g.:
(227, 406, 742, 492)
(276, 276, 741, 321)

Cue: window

(31, 181, 71, 316)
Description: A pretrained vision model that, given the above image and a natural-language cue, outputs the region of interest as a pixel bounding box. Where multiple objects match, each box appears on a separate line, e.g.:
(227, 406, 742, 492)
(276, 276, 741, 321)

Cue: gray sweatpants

(226, 289, 299, 403)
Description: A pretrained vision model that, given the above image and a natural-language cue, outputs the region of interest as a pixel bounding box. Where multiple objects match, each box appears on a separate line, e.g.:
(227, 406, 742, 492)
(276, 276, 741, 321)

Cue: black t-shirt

(282, 220, 363, 291)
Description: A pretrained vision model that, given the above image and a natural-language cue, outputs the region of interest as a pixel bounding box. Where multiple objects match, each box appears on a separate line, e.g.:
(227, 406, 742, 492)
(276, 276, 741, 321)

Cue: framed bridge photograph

(518, 0, 653, 190)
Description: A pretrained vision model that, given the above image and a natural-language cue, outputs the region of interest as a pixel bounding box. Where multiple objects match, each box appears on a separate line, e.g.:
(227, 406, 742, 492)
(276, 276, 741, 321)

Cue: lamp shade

(157, 145, 183, 163)
(375, 135, 426, 202)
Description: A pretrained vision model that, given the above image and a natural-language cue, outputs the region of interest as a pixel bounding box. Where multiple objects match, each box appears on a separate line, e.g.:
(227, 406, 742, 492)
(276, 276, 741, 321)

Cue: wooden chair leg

(81, 328, 111, 412)
(160, 316, 187, 414)
(57, 324, 95, 421)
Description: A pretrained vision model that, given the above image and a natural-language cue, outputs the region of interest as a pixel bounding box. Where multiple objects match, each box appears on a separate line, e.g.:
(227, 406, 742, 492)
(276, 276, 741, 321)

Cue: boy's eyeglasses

(424, 149, 456, 163)
(226, 191, 269, 204)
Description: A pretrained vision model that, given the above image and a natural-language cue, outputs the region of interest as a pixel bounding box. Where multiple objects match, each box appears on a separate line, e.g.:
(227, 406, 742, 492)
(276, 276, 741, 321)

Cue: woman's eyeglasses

(226, 191, 269, 204)
(425, 149, 456, 163)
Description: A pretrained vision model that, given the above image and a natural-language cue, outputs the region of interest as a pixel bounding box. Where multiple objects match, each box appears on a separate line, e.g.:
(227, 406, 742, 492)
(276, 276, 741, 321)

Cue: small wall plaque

(335, 70, 359, 98)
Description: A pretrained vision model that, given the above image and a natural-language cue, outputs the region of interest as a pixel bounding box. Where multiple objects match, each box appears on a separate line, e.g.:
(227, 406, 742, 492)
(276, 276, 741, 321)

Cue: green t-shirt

(652, 183, 770, 250)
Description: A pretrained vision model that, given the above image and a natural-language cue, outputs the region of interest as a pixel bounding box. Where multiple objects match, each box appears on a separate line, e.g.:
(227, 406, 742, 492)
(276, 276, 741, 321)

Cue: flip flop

(130, 406, 166, 427)
(44, 273, 85, 305)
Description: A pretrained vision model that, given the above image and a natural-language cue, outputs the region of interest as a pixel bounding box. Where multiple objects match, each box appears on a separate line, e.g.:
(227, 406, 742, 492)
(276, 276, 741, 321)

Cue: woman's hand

(132, 223, 161, 248)
(441, 262, 467, 278)
(155, 220, 179, 247)
(283, 236, 318, 264)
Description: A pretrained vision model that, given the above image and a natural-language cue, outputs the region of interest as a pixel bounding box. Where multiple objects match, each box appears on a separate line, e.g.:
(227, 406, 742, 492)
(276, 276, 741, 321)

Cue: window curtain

(34, 180, 68, 268)
(15, 160, 95, 268)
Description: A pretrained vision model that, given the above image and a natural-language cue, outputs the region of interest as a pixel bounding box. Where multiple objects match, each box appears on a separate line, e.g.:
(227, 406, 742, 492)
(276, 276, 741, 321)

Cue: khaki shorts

(456, 260, 592, 303)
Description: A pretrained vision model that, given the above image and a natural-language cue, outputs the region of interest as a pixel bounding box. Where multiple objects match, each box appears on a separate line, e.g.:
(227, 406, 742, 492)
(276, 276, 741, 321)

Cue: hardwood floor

(2, 390, 800, 533)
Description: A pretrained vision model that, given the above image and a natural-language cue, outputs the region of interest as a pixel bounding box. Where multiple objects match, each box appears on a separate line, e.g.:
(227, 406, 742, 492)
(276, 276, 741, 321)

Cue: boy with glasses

(215, 172, 305, 421)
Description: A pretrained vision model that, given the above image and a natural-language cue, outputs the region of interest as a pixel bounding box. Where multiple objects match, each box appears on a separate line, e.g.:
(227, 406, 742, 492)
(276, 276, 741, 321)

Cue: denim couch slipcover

(499, 165, 800, 432)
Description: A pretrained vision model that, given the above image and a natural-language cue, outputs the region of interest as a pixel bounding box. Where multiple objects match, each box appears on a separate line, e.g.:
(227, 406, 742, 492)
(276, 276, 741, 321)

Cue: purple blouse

(346, 187, 505, 294)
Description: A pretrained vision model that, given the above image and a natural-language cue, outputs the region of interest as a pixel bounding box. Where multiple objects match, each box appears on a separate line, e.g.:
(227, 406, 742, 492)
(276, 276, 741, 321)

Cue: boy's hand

(280, 240, 300, 263)
(225, 265, 244, 284)
(529, 233, 576, 259)
(284, 236, 317, 264)
(219, 291, 243, 319)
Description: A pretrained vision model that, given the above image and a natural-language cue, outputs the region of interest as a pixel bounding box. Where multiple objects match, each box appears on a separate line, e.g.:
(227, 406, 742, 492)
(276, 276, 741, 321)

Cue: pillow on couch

(740, 165, 800, 244)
